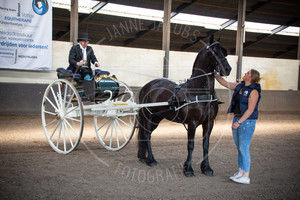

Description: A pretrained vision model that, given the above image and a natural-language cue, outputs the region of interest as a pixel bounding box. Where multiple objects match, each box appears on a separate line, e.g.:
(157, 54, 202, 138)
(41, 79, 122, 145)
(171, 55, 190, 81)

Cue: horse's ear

(209, 34, 214, 44)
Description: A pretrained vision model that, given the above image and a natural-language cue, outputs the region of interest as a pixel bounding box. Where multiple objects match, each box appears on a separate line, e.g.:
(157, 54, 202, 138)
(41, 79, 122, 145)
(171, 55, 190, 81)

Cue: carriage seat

(56, 68, 81, 80)
(56, 68, 110, 81)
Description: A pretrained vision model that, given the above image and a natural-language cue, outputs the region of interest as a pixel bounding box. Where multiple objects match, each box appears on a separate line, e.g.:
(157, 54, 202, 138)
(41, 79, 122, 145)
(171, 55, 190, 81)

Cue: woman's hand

(232, 121, 240, 130)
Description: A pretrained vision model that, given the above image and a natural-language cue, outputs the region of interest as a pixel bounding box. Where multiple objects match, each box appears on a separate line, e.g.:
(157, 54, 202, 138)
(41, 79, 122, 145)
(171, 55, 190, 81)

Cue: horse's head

(206, 35, 232, 76)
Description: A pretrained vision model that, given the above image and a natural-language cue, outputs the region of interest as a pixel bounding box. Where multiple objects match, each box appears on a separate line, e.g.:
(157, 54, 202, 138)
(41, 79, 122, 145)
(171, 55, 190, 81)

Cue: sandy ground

(0, 112, 300, 199)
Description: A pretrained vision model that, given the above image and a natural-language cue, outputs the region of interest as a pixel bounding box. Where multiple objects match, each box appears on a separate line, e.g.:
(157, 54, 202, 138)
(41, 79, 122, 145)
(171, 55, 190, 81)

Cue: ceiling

(52, 0, 300, 59)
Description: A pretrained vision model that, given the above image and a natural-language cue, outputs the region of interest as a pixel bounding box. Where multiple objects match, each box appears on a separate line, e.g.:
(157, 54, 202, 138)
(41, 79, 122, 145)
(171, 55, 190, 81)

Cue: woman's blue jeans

(232, 116, 256, 173)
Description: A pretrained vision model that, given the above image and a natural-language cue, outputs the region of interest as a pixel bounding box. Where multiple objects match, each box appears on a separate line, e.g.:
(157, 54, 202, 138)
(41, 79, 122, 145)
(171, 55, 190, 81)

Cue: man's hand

(95, 62, 100, 67)
(77, 60, 84, 66)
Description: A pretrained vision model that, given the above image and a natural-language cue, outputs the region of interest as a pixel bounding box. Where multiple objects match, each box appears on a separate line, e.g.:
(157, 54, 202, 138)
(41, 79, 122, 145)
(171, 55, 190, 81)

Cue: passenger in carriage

(67, 33, 101, 100)
(67, 33, 100, 80)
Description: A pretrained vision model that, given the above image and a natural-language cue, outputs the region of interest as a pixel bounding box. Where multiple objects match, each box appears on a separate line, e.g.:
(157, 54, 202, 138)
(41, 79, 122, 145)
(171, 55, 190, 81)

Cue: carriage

(41, 68, 168, 154)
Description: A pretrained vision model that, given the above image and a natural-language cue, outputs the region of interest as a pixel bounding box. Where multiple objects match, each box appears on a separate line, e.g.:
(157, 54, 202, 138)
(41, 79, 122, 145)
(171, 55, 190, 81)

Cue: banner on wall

(0, 0, 52, 70)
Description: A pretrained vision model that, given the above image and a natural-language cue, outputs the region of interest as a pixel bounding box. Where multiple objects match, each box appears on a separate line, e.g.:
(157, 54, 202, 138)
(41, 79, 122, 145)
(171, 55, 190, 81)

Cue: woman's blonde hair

(251, 69, 261, 84)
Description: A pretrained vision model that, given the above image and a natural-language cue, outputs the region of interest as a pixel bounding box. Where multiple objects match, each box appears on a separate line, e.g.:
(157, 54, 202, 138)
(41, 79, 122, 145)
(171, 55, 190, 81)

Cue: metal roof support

(123, 0, 197, 46)
(78, 1, 108, 23)
(55, 1, 108, 41)
(230, 17, 300, 55)
(163, 0, 172, 78)
(272, 45, 297, 58)
(235, 0, 246, 80)
(181, 0, 273, 51)
(70, 0, 79, 45)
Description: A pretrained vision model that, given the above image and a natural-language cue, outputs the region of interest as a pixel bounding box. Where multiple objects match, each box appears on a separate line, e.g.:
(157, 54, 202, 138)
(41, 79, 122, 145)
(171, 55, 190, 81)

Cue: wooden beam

(298, 28, 300, 91)
(163, 0, 172, 78)
(235, 0, 246, 80)
(70, 0, 78, 45)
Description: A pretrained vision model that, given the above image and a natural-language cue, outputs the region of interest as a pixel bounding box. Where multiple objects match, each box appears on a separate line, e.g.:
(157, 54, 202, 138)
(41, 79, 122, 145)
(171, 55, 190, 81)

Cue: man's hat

(77, 33, 90, 42)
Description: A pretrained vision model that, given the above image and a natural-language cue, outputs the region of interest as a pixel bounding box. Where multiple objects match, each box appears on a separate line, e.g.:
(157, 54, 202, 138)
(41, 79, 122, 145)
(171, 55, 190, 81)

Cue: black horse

(137, 35, 232, 177)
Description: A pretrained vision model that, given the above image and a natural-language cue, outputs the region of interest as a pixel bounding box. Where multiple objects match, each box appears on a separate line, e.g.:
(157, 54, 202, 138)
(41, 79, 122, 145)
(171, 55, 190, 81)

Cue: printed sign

(0, 0, 52, 70)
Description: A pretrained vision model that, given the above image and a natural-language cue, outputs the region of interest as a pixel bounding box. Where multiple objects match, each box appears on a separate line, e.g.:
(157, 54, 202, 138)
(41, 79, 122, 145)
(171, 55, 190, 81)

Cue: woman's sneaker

(232, 175, 250, 184)
(229, 172, 243, 180)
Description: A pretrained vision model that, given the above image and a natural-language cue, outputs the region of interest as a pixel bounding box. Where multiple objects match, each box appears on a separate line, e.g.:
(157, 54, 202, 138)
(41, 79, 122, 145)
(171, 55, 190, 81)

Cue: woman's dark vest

(228, 82, 261, 119)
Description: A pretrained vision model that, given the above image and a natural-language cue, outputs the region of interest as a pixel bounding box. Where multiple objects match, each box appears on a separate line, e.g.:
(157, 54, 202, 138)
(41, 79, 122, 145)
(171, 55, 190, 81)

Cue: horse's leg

(201, 120, 214, 176)
(144, 129, 157, 167)
(138, 110, 162, 166)
(138, 126, 157, 166)
(183, 123, 196, 177)
(137, 110, 147, 162)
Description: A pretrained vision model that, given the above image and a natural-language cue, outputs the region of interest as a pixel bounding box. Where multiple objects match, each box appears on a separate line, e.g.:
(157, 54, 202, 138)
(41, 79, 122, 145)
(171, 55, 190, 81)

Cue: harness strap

(174, 94, 218, 111)
(168, 83, 185, 108)
(186, 94, 218, 103)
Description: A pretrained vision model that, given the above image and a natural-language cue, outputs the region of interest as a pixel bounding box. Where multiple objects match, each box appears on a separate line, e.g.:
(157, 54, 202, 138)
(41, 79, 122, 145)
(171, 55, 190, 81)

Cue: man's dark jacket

(67, 44, 98, 75)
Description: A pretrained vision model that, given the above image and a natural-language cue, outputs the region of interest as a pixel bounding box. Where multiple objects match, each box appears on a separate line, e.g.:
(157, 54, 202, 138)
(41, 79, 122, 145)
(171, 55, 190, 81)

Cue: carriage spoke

(96, 117, 110, 132)
(46, 96, 59, 113)
(65, 116, 81, 123)
(65, 92, 75, 110)
(65, 106, 79, 116)
(50, 86, 60, 110)
(56, 121, 63, 148)
(62, 120, 67, 152)
(64, 118, 79, 138)
(103, 119, 113, 140)
(115, 118, 127, 141)
(45, 118, 58, 127)
(49, 120, 62, 140)
(43, 110, 56, 116)
(117, 117, 134, 129)
(109, 120, 114, 148)
(57, 82, 63, 110)
(114, 120, 120, 148)
(64, 121, 74, 148)
(63, 83, 68, 102)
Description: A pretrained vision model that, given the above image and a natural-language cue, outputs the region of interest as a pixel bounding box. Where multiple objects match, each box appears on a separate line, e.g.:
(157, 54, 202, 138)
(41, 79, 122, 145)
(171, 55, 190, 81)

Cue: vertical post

(70, 0, 78, 45)
(297, 28, 300, 90)
(235, 0, 246, 80)
(162, 0, 172, 78)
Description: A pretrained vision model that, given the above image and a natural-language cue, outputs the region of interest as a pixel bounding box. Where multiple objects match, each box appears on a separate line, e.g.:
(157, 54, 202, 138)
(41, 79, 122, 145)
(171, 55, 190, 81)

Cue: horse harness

(168, 72, 218, 112)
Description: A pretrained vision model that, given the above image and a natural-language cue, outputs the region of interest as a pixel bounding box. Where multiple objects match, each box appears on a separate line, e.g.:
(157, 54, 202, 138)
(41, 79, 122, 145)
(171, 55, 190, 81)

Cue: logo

(243, 91, 249, 96)
(32, 0, 49, 15)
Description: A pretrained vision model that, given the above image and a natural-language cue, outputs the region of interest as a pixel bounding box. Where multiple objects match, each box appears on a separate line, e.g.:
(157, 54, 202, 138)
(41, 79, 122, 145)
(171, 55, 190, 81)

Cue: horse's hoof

(201, 162, 214, 177)
(146, 160, 157, 167)
(183, 170, 195, 177)
(183, 165, 195, 177)
(139, 158, 146, 163)
(202, 169, 214, 177)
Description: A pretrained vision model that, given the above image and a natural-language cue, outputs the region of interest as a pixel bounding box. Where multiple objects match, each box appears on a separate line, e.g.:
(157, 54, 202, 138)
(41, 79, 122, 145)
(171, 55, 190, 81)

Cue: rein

(189, 71, 215, 81)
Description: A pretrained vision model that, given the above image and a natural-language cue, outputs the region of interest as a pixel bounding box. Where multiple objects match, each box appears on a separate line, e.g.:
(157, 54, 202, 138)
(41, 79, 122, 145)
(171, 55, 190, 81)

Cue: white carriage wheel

(41, 79, 84, 154)
(94, 81, 137, 151)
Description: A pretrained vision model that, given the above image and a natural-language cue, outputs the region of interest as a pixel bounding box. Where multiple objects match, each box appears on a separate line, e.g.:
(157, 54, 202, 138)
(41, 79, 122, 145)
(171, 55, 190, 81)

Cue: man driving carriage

(67, 33, 100, 81)
(65, 33, 112, 100)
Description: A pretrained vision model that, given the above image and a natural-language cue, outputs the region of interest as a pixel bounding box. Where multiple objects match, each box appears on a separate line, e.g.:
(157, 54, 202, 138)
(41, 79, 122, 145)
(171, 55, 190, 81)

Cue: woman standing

(215, 69, 261, 184)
